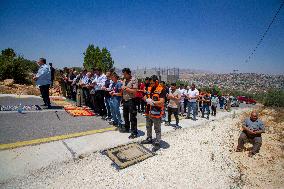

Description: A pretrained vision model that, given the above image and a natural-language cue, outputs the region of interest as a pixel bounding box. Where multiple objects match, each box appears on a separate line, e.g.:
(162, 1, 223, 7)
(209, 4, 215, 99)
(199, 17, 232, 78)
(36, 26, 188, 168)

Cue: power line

(245, 0, 284, 63)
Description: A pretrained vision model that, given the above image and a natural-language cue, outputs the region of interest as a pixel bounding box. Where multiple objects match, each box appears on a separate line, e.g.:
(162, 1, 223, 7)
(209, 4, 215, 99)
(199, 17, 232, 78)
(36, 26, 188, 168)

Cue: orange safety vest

(145, 84, 164, 119)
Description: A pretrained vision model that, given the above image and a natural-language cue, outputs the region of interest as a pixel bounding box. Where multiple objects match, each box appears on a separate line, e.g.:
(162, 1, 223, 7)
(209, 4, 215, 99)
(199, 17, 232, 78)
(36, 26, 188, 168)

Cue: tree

(93, 46, 102, 69)
(1, 48, 16, 58)
(83, 44, 96, 70)
(83, 44, 114, 72)
(101, 47, 114, 73)
(0, 48, 38, 84)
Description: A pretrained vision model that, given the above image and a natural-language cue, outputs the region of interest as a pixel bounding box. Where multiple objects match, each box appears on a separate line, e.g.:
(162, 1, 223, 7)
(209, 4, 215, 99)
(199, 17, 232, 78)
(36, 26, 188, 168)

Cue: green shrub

(263, 89, 284, 107)
(0, 48, 38, 84)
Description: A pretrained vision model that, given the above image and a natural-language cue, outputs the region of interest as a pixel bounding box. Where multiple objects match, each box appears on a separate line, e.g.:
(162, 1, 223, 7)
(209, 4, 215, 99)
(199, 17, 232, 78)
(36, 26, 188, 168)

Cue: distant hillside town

(133, 68, 284, 93)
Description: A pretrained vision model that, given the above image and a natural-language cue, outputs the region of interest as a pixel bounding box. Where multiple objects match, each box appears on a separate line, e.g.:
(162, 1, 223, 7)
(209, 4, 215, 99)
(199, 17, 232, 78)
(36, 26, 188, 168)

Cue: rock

(4, 79, 14, 86)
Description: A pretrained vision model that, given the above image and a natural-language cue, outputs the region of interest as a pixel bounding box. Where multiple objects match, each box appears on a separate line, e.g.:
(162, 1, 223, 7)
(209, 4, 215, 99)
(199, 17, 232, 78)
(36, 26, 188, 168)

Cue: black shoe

(175, 124, 182, 129)
(41, 104, 47, 106)
(152, 142, 160, 152)
(141, 137, 153, 144)
(105, 116, 112, 121)
(44, 105, 52, 109)
(119, 128, 130, 133)
(185, 116, 190, 119)
(128, 134, 138, 139)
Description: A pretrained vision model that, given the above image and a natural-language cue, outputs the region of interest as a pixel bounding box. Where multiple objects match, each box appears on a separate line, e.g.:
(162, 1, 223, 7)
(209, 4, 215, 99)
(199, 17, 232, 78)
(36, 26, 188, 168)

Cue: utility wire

(245, 0, 284, 63)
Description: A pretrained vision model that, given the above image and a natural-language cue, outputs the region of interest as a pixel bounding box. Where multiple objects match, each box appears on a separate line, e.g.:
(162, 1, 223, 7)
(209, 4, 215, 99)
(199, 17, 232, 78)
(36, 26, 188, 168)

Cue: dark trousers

(105, 97, 112, 118)
(202, 104, 210, 118)
(168, 107, 179, 125)
(220, 101, 224, 109)
(237, 132, 262, 154)
(39, 84, 51, 106)
(184, 99, 188, 113)
(211, 105, 217, 116)
(123, 99, 138, 135)
(135, 97, 144, 112)
(66, 83, 72, 98)
(94, 90, 107, 116)
(82, 88, 90, 107)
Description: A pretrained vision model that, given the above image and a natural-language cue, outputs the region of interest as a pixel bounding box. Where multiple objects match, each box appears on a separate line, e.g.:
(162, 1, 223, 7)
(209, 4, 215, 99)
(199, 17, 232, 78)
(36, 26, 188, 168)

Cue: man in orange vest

(141, 75, 167, 152)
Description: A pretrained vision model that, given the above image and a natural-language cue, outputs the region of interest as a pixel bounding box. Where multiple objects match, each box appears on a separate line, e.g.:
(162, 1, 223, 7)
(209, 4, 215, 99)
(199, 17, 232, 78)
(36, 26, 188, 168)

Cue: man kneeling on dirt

(236, 111, 265, 157)
(141, 75, 166, 152)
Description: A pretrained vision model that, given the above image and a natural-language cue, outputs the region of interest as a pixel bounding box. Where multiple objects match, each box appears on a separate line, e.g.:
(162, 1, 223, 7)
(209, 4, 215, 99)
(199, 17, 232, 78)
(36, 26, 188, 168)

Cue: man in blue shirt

(33, 58, 51, 109)
(236, 111, 265, 157)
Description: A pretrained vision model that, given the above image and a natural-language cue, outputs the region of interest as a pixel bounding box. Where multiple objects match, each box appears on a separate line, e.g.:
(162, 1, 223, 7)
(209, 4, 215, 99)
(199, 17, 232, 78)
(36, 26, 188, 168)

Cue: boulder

(4, 79, 14, 86)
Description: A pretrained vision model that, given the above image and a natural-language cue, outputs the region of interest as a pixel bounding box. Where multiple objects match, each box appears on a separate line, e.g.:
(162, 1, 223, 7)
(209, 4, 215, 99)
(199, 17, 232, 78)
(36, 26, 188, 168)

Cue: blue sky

(0, 0, 283, 74)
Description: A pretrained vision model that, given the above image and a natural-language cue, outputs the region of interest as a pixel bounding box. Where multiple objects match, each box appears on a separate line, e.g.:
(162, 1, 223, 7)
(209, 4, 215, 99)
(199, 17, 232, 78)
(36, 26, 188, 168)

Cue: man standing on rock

(141, 75, 166, 151)
(33, 58, 51, 109)
(236, 111, 265, 157)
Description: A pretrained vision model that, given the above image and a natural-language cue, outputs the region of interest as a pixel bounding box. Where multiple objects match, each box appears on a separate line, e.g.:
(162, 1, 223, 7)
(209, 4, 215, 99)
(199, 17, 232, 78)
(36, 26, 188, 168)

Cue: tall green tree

(83, 44, 114, 72)
(93, 46, 102, 69)
(101, 47, 114, 73)
(83, 44, 96, 70)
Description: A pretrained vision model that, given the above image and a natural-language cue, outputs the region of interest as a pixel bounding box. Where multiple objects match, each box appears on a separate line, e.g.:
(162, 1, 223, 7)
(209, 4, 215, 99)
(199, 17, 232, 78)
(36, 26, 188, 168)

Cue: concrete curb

(0, 108, 249, 183)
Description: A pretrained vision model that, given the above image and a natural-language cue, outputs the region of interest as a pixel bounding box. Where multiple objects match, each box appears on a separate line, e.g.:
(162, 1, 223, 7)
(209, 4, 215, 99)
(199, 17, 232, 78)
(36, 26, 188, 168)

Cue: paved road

(0, 95, 256, 147)
(0, 96, 146, 145)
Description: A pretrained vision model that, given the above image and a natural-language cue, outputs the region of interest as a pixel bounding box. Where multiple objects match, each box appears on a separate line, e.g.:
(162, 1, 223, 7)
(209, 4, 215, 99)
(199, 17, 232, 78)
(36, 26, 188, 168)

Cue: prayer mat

(50, 96, 66, 101)
(52, 100, 73, 106)
(65, 109, 95, 116)
(104, 142, 155, 169)
(0, 105, 41, 111)
(64, 106, 91, 110)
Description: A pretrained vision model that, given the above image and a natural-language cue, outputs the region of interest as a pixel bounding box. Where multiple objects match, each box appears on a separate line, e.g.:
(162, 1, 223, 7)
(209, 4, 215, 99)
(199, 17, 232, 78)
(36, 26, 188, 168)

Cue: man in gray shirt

(236, 111, 265, 157)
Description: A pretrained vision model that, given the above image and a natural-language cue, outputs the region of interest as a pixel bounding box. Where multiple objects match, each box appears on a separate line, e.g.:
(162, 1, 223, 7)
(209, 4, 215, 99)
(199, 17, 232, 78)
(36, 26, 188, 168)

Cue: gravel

(1, 112, 245, 189)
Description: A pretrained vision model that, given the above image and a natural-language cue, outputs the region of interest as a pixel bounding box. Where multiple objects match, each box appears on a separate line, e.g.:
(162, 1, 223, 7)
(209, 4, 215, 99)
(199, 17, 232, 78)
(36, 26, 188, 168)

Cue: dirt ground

(230, 107, 284, 188)
(0, 81, 61, 96)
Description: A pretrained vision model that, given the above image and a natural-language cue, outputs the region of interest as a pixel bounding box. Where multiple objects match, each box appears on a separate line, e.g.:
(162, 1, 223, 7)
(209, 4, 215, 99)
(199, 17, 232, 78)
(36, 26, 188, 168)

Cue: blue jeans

(202, 105, 210, 118)
(109, 97, 122, 126)
(187, 102, 197, 119)
(105, 97, 112, 118)
(220, 101, 224, 109)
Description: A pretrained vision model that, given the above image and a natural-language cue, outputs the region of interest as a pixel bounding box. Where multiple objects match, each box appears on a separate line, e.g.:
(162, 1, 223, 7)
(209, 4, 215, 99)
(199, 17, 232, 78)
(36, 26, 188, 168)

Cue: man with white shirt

(185, 83, 199, 120)
(92, 68, 107, 118)
(33, 58, 51, 109)
(178, 84, 186, 116)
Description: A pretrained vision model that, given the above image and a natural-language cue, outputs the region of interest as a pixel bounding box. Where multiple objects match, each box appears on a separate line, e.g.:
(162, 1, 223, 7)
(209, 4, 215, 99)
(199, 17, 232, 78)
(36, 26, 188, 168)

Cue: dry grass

(0, 82, 61, 96)
(232, 107, 284, 188)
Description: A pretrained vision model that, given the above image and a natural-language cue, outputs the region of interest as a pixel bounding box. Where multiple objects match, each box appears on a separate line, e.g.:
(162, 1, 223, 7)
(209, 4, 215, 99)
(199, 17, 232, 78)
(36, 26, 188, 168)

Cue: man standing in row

(33, 58, 51, 109)
(186, 83, 199, 120)
(49, 63, 55, 87)
(142, 75, 166, 151)
(120, 68, 138, 139)
(166, 83, 181, 128)
(92, 68, 107, 118)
